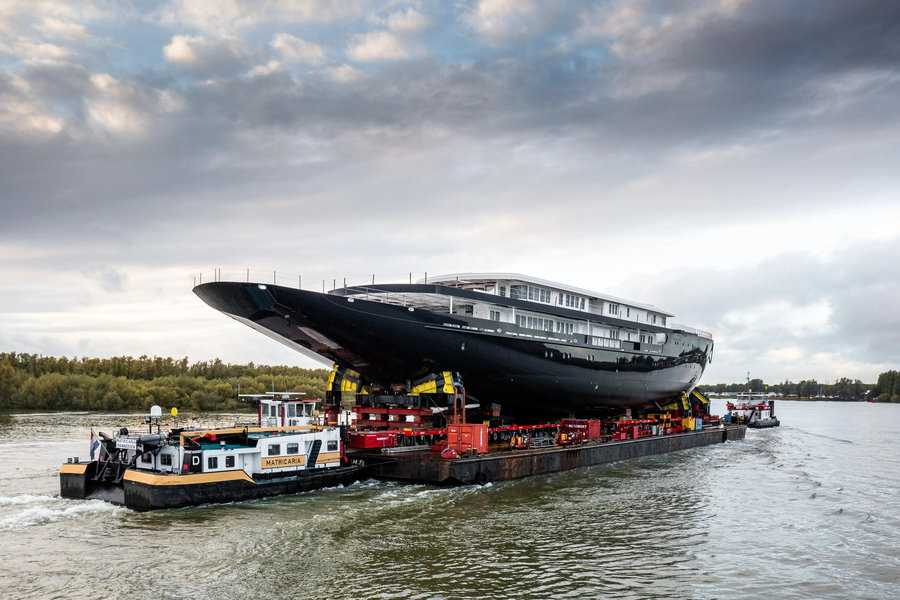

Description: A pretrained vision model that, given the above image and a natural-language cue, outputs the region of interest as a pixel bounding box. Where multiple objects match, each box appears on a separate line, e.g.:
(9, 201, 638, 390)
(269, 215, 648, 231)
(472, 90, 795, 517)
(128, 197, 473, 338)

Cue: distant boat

(195, 273, 714, 419)
(725, 393, 780, 428)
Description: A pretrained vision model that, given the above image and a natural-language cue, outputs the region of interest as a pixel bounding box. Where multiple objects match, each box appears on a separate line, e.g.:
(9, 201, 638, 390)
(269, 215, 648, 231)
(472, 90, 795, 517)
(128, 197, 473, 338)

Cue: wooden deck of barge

(355, 426, 746, 485)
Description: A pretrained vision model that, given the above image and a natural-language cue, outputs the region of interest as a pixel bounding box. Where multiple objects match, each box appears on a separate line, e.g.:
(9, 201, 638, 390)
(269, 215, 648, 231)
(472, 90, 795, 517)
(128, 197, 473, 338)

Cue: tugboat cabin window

(327, 440, 338, 452)
(208, 456, 218, 470)
(608, 303, 620, 316)
(489, 310, 501, 321)
(160, 454, 172, 466)
(287, 443, 299, 455)
(269, 405, 277, 417)
(287, 404, 296, 418)
(140, 452, 152, 463)
(268, 444, 281, 456)
(225, 455, 235, 468)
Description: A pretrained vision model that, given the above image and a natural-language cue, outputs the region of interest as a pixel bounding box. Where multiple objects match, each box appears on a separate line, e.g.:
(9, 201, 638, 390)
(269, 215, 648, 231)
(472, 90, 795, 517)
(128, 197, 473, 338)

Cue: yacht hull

(194, 282, 711, 418)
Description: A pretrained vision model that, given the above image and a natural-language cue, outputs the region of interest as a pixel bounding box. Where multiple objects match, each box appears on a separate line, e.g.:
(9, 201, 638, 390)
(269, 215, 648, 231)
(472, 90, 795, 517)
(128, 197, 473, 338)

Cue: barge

(60, 395, 363, 511)
(359, 425, 747, 485)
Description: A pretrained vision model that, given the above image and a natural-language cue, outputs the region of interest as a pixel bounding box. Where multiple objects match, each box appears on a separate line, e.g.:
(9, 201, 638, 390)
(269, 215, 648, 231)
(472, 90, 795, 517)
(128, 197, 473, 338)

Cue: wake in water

(0, 495, 124, 530)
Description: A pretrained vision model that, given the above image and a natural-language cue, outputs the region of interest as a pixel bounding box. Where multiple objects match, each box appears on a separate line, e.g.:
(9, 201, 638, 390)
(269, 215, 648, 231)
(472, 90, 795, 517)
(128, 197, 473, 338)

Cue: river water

(1, 401, 898, 600)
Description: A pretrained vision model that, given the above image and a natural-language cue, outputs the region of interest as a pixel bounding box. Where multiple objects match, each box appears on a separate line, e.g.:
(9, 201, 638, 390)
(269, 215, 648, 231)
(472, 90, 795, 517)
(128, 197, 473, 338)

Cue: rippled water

(1, 401, 898, 599)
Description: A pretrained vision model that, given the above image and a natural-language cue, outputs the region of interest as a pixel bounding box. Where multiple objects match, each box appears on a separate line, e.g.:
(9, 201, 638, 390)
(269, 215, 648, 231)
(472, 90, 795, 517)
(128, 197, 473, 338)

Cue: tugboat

(59, 394, 364, 511)
(724, 393, 780, 428)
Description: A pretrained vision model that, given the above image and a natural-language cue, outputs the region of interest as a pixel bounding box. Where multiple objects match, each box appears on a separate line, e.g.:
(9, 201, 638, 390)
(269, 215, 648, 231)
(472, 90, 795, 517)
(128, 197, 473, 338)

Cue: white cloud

(37, 17, 88, 42)
(345, 8, 431, 62)
(163, 34, 255, 75)
(158, 0, 360, 34)
(382, 8, 431, 36)
(325, 63, 364, 83)
(21, 41, 70, 62)
(347, 30, 419, 62)
(0, 74, 65, 135)
(465, 0, 540, 44)
(248, 60, 283, 77)
(270, 33, 325, 65)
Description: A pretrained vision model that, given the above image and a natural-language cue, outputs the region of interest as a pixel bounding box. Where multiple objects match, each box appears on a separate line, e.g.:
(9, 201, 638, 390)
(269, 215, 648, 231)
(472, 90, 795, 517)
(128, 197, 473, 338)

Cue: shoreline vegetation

(1, 353, 897, 411)
(699, 372, 899, 403)
(0, 352, 329, 412)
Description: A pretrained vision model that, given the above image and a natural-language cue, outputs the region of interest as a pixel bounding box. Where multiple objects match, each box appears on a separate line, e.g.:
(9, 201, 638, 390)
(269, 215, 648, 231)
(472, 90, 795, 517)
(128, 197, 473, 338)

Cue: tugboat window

(141, 452, 151, 463)
(208, 456, 218, 469)
(225, 456, 235, 468)
(268, 444, 281, 456)
(160, 454, 172, 466)
(287, 443, 299, 454)
(327, 441, 338, 452)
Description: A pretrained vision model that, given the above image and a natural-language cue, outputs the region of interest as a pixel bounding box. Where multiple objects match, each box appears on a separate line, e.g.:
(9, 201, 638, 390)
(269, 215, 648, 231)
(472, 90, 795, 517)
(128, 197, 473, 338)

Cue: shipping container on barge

(59, 395, 363, 511)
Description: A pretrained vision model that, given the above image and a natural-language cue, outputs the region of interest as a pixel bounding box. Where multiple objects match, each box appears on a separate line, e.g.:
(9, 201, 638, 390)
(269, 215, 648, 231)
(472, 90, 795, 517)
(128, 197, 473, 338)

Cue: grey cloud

(639, 238, 900, 377)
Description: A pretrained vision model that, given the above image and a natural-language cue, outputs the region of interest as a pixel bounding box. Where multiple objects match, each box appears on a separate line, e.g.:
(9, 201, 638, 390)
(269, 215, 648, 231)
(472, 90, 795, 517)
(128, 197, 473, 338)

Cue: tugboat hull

(60, 462, 364, 511)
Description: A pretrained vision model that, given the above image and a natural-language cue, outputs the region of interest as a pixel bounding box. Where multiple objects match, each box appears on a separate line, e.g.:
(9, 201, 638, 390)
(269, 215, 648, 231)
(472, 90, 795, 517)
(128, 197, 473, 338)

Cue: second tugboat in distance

(194, 273, 714, 420)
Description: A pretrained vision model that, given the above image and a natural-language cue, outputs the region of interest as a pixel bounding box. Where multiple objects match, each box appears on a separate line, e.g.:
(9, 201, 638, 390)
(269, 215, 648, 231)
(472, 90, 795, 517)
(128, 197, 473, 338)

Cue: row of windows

(556, 322, 574, 334)
(510, 285, 552, 303)
(267, 440, 339, 456)
(268, 443, 300, 456)
(516, 315, 554, 331)
(559, 293, 586, 310)
(208, 455, 236, 469)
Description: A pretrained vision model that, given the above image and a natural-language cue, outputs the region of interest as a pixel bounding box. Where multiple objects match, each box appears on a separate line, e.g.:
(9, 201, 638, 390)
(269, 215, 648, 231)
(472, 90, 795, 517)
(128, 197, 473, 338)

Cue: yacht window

(555, 322, 574, 335)
(268, 444, 281, 456)
(511, 284, 551, 303)
(225, 456, 235, 468)
(287, 443, 299, 455)
(517, 315, 553, 331)
(160, 454, 172, 466)
(327, 441, 339, 452)
(208, 456, 218, 470)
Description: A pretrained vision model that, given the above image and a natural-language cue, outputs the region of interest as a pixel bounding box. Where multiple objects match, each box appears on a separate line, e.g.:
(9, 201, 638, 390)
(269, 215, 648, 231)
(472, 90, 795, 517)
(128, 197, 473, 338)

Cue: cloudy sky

(2, 0, 899, 384)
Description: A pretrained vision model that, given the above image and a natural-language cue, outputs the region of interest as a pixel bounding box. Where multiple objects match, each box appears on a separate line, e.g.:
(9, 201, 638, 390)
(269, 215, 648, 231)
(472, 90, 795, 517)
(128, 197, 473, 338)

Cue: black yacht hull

(194, 282, 711, 418)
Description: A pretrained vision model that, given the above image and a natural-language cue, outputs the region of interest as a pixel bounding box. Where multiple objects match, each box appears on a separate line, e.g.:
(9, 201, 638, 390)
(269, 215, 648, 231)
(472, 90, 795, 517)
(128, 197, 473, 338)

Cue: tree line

(0, 353, 330, 412)
(698, 376, 884, 401)
(870, 371, 900, 403)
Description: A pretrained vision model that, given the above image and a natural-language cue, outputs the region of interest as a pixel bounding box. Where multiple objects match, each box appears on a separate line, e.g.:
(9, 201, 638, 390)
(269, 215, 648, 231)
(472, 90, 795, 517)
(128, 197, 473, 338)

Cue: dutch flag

(89, 429, 100, 460)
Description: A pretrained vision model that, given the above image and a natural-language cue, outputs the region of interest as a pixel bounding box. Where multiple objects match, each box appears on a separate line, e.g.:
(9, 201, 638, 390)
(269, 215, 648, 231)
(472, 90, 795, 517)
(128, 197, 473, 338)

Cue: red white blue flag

(90, 429, 100, 460)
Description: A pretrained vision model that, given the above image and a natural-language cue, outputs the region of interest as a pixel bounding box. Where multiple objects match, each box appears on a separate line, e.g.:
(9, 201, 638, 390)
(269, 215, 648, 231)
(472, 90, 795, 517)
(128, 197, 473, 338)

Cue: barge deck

(357, 425, 746, 485)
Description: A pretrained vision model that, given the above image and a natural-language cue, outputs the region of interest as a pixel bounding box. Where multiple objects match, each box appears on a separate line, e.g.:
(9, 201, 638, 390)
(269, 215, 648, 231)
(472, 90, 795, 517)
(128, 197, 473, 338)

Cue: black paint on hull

(194, 282, 712, 418)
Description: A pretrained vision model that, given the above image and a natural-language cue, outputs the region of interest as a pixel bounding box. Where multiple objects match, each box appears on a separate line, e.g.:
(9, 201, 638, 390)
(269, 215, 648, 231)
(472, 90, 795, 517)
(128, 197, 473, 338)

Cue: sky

(2, 0, 900, 385)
